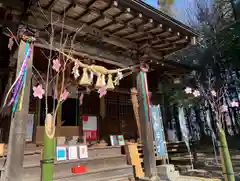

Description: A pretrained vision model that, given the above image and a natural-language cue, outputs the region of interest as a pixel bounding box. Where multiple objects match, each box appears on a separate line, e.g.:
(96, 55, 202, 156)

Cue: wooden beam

(35, 38, 133, 67)
(87, 0, 113, 25)
(111, 12, 143, 36)
(45, 0, 60, 11)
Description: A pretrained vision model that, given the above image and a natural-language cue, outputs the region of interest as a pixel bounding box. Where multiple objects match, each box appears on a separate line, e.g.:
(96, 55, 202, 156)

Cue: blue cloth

(150, 105, 168, 157)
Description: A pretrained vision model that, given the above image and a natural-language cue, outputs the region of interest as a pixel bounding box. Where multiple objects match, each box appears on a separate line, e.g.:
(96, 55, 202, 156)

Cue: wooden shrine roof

(0, 0, 198, 67)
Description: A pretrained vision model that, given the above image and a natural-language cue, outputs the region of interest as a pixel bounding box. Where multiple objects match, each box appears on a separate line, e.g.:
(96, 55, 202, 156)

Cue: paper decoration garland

(79, 68, 90, 86)
(107, 74, 114, 90)
(72, 60, 80, 79)
(95, 73, 102, 88)
(57, 50, 138, 91)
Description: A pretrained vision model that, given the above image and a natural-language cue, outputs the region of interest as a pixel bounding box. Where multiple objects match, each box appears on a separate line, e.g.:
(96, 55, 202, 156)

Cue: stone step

(24, 165, 134, 181)
(0, 146, 122, 167)
(22, 155, 128, 179)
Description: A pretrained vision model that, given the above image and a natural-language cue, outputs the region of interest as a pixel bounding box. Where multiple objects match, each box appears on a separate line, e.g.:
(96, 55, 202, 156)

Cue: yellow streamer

(18, 81, 26, 111)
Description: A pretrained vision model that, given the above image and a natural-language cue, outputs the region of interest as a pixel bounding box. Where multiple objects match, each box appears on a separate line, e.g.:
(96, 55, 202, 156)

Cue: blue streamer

(11, 65, 27, 113)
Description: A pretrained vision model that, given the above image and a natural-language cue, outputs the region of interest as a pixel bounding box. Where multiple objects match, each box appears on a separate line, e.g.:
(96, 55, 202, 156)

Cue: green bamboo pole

(218, 127, 235, 181)
(41, 113, 55, 181)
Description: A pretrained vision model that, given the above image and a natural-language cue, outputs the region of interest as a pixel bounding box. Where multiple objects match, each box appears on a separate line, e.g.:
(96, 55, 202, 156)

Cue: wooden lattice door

(104, 92, 137, 139)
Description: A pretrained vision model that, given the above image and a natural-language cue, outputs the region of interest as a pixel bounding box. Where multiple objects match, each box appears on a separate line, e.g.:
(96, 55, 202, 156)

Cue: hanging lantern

(102, 74, 106, 86)
(95, 73, 102, 88)
(107, 74, 115, 90)
(79, 68, 90, 86)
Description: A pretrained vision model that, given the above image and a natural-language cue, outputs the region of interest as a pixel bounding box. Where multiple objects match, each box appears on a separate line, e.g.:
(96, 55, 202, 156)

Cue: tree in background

(158, 0, 175, 16)
(165, 0, 239, 180)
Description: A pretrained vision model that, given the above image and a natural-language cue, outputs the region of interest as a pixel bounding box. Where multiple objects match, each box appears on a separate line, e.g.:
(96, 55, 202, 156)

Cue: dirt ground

(170, 143, 240, 181)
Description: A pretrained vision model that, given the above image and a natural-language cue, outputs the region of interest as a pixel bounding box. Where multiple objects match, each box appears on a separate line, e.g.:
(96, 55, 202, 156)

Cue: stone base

(157, 164, 179, 181)
(138, 165, 220, 181)
(138, 176, 162, 181)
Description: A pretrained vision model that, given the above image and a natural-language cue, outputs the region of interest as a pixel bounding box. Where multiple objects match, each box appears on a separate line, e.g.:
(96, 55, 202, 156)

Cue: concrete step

(0, 146, 122, 167)
(22, 155, 128, 179)
(25, 165, 134, 181)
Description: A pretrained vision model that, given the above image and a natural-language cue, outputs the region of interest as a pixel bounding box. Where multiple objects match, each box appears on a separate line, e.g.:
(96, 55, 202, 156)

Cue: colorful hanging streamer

(141, 72, 151, 122)
(8, 42, 32, 108)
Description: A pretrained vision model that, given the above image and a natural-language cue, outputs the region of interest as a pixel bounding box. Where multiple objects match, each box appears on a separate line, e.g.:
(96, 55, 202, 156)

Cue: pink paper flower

(60, 89, 69, 101)
(220, 105, 228, 113)
(33, 84, 45, 99)
(193, 90, 200, 97)
(231, 100, 239, 108)
(98, 86, 107, 98)
(8, 37, 14, 50)
(211, 90, 217, 97)
(184, 87, 192, 94)
(72, 60, 80, 79)
(79, 93, 84, 105)
(52, 58, 61, 72)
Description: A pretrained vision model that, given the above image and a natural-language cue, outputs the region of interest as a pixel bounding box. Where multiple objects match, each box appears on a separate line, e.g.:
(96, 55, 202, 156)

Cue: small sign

(68, 146, 78, 160)
(79, 145, 88, 159)
(82, 116, 98, 141)
(110, 135, 125, 146)
(56, 146, 67, 161)
(84, 130, 97, 141)
(117, 135, 125, 146)
(26, 114, 34, 142)
(110, 135, 118, 146)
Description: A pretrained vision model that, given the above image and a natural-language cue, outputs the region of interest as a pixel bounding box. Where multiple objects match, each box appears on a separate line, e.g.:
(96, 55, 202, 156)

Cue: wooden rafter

(29, 8, 137, 49)
(1, 0, 197, 67)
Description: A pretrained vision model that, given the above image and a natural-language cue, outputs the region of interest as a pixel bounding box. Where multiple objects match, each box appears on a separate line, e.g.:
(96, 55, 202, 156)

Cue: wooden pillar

(137, 71, 159, 180)
(3, 40, 33, 181)
(99, 96, 105, 140)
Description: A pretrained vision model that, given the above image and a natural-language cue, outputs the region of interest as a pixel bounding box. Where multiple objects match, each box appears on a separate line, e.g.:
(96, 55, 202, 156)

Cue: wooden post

(137, 70, 159, 180)
(3, 40, 33, 181)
